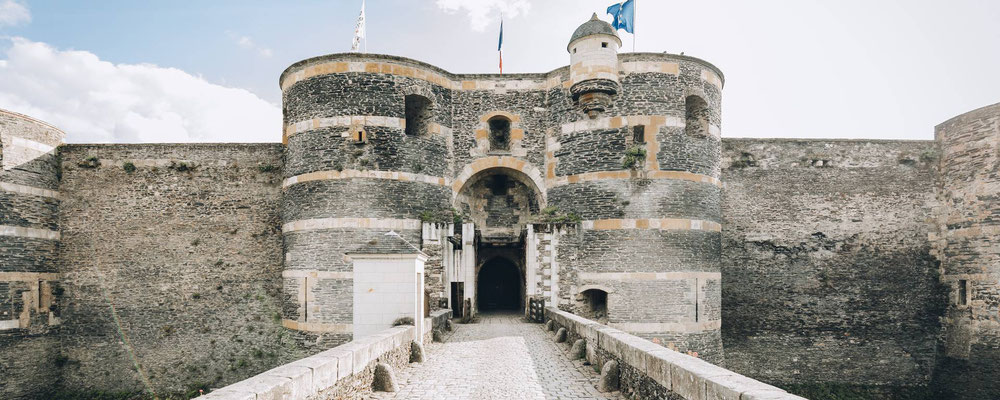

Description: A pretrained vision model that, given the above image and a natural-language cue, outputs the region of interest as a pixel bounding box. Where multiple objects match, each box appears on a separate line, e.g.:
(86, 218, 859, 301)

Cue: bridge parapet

(201, 316, 437, 399)
(545, 307, 806, 400)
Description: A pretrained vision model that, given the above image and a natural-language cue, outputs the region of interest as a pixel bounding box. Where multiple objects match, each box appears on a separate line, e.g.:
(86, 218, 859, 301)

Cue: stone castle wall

(932, 102, 1000, 398)
(720, 138, 946, 395)
(55, 143, 317, 397)
(1, 45, 999, 399)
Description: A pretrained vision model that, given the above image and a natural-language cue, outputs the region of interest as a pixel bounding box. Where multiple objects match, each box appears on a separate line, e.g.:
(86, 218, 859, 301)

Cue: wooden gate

(528, 297, 545, 323)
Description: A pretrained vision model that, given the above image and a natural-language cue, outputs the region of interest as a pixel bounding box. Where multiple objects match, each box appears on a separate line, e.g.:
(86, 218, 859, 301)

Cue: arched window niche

(685, 95, 710, 137)
(488, 116, 511, 152)
(404, 94, 433, 137)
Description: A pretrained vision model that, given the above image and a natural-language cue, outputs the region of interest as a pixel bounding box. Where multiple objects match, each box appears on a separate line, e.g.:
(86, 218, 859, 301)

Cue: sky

(0, 0, 998, 143)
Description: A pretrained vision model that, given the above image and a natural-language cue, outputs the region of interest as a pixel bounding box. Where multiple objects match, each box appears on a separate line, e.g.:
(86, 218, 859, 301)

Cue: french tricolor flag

(497, 16, 503, 74)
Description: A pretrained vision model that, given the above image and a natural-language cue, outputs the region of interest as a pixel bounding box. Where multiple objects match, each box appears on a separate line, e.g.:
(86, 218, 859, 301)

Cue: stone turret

(567, 13, 622, 118)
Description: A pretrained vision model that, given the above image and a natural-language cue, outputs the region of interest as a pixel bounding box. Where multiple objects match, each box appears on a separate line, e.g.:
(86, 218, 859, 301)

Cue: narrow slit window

(959, 279, 968, 305)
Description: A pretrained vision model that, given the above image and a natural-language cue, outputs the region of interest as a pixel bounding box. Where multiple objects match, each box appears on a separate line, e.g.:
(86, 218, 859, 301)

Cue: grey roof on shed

(568, 13, 621, 50)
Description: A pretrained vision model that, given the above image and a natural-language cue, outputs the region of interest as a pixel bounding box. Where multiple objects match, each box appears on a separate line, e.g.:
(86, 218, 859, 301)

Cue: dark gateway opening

(477, 258, 523, 312)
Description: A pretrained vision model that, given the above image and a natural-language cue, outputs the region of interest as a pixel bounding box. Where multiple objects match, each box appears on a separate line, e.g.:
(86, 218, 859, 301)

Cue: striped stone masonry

(547, 115, 721, 184)
(548, 168, 721, 188)
(283, 169, 450, 189)
(282, 217, 422, 233)
(281, 320, 353, 334)
(581, 218, 722, 232)
(0, 181, 59, 199)
(283, 115, 453, 139)
(279, 58, 710, 93)
(0, 225, 61, 240)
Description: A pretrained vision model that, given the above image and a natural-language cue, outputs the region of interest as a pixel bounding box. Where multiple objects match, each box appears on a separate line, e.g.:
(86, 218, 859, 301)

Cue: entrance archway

(476, 257, 523, 312)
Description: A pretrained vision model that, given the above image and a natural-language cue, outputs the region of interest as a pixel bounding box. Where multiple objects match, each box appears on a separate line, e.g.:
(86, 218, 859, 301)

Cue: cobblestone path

(369, 312, 621, 400)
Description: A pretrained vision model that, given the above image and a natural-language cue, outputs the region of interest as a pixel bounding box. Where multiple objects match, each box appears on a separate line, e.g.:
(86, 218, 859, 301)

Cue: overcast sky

(0, 0, 998, 143)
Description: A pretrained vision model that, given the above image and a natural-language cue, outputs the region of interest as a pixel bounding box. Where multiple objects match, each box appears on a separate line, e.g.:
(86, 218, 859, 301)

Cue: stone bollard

(571, 339, 586, 359)
(445, 319, 454, 331)
(373, 363, 397, 392)
(555, 327, 568, 343)
(432, 328, 444, 342)
(410, 341, 425, 363)
(545, 320, 554, 331)
(597, 360, 620, 392)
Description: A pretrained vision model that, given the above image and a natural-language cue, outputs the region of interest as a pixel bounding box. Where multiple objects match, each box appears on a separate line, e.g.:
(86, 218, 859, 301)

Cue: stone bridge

(201, 310, 806, 400)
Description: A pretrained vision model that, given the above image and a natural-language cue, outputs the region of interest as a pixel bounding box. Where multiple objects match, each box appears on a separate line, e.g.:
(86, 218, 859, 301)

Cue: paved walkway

(369, 312, 621, 400)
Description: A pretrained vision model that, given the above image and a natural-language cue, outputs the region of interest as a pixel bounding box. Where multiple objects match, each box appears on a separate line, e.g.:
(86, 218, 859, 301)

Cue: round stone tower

(933, 102, 1000, 398)
(279, 55, 452, 342)
(549, 15, 725, 362)
(0, 109, 64, 399)
(568, 13, 622, 118)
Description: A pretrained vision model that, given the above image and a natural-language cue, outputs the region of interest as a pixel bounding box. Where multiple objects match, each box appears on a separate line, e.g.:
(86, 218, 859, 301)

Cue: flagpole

(632, 0, 636, 52)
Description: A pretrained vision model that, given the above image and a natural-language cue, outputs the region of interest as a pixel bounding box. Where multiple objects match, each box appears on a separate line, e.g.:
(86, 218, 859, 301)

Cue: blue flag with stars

(607, 0, 635, 34)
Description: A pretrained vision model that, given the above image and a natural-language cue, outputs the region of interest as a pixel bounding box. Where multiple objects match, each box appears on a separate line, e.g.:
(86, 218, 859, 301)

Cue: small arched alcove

(476, 257, 524, 312)
(578, 288, 609, 322)
(685, 95, 710, 137)
(405, 94, 433, 137)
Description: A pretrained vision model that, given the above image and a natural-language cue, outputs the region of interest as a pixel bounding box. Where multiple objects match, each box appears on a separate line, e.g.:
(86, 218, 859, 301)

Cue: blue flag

(607, 0, 635, 34)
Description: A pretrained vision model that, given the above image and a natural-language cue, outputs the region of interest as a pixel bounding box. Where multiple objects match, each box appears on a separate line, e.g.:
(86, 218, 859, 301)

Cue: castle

(1, 14, 998, 399)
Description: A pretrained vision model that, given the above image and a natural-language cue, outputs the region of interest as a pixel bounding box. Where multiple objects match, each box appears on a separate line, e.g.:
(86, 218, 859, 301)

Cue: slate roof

(568, 13, 621, 49)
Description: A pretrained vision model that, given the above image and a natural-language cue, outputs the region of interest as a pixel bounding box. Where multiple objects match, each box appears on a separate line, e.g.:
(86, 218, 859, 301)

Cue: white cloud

(226, 31, 273, 58)
(0, 0, 30, 27)
(0, 38, 280, 143)
(436, 0, 530, 32)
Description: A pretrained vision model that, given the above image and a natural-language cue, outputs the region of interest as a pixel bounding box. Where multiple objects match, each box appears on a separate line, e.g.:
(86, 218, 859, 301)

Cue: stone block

(288, 355, 340, 393)
(199, 386, 257, 400)
(646, 349, 683, 390)
(410, 341, 425, 363)
(265, 365, 313, 399)
(317, 348, 353, 381)
(670, 356, 718, 400)
(244, 375, 295, 400)
(373, 362, 397, 392)
(740, 389, 807, 400)
(704, 373, 785, 400)
(556, 327, 568, 343)
(571, 339, 587, 359)
(598, 360, 620, 392)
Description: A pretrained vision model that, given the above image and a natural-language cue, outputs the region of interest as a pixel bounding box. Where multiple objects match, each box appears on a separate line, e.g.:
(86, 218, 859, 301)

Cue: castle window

(405, 94, 432, 137)
(353, 128, 366, 143)
(488, 116, 511, 152)
(685, 95, 710, 137)
(959, 279, 968, 305)
(573, 48, 577, 54)
(601, 42, 608, 48)
(632, 125, 646, 144)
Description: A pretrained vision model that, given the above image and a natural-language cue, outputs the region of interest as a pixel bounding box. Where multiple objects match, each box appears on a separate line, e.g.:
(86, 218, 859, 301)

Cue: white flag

(352, 1, 366, 52)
